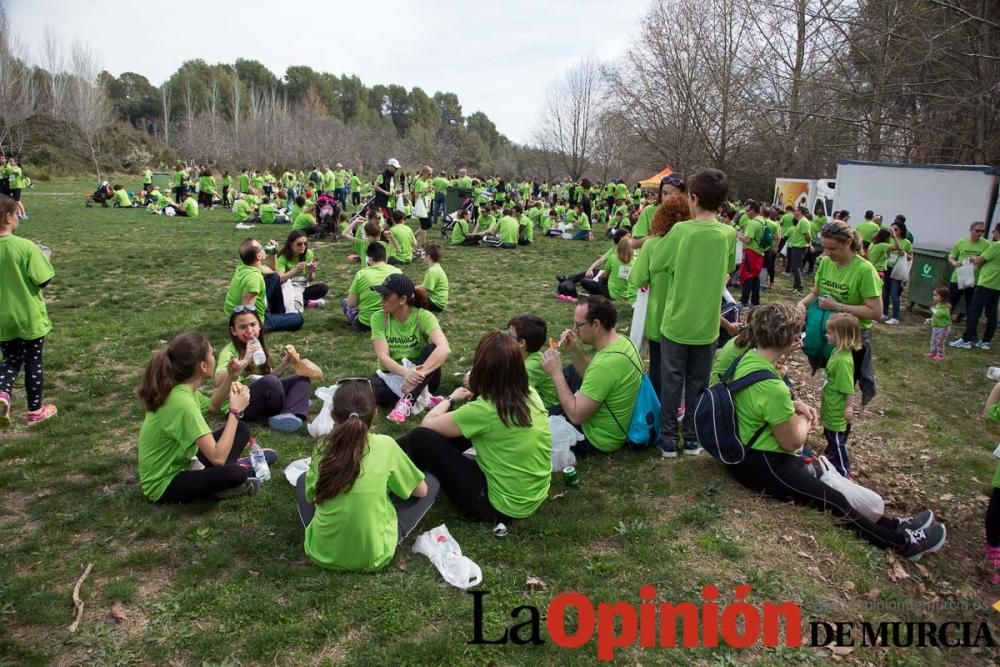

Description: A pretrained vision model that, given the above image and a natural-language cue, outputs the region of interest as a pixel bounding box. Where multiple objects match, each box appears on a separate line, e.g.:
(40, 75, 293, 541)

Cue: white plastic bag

(284, 457, 310, 485)
(282, 278, 305, 314)
(890, 255, 911, 282)
(395, 193, 406, 213)
(630, 288, 649, 350)
(375, 360, 433, 415)
(412, 524, 483, 589)
(549, 415, 582, 471)
(413, 196, 427, 219)
(956, 261, 976, 290)
(817, 455, 884, 522)
(306, 384, 338, 438)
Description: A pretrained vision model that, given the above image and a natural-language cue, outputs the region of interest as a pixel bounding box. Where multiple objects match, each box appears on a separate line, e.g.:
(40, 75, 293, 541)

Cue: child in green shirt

(821, 314, 861, 478)
(927, 286, 951, 360)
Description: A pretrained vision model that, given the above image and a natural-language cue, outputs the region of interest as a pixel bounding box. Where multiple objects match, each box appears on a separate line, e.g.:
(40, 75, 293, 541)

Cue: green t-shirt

(142, 169, 152, 185)
(577, 213, 591, 231)
(930, 303, 951, 327)
(304, 434, 424, 572)
(949, 237, 990, 283)
(615, 183, 629, 200)
(238, 173, 251, 193)
(369, 307, 440, 369)
(276, 249, 314, 275)
(182, 197, 199, 217)
(988, 404, 1000, 488)
(389, 224, 416, 262)
(855, 221, 880, 244)
(711, 339, 750, 384)
(813, 255, 882, 330)
(821, 349, 855, 432)
(451, 390, 552, 518)
(259, 204, 278, 224)
(348, 263, 401, 327)
(350, 175, 361, 192)
(731, 350, 795, 455)
(292, 213, 316, 231)
(432, 176, 450, 194)
(742, 216, 765, 255)
(113, 189, 131, 207)
(578, 336, 643, 452)
(519, 215, 534, 243)
(421, 263, 449, 309)
(224, 264, 266, 321)
(652, 219, 731, 345)
(633, 206, 655, 238)
(233, 199, 253, 221)
(604, 254, 636, 302)
(811, 215, 827, 241)
(885, 238, 912, 268)
(779, 213, 795, 237)
(451, 218, 470, 245)
(629, 235, 667, 342)
(498, 216, 519, 245)
(199, 175, 217, 195)
(0, 235, 54, 341)
(524, 351, 558, 408)
(866, 242, 890, 271)
(137, 384, 212, 501)
(976, 241, 1000, 291)
(787, 218, 812, 248)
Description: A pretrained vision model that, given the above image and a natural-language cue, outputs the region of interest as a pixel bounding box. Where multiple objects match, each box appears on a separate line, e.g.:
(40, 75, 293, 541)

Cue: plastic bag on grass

(412, 524, 482, 589)
(817, 455, 884, 522)
(549, 415, 582, 471)
(307, 384, 338, 438)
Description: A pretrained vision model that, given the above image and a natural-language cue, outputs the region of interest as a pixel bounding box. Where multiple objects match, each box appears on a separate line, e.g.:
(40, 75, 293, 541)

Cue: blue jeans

(431, 192, 447, 225)
(263, 273, 304, 332)
(883, 277, 903, 319)
(572, 228, 590, 240)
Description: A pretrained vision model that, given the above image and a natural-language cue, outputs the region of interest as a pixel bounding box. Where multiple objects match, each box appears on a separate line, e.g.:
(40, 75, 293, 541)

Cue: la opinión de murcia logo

(468, 586, 997, 661)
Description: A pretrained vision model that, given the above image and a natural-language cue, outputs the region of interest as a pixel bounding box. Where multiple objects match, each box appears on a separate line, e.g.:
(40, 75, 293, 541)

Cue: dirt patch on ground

(308, 625, 370, 666)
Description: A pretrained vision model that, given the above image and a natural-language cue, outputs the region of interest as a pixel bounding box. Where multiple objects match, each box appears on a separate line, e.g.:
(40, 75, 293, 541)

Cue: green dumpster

(908, 248, 964, 314)
(446, 186, 473, 213)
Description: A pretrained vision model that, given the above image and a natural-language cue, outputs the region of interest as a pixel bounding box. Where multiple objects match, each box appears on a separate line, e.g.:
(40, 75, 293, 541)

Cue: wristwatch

(229, 407, 244, 419)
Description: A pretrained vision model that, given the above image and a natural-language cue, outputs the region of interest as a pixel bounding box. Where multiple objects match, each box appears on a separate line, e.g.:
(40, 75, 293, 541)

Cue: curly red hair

(650, 194, 689, 237)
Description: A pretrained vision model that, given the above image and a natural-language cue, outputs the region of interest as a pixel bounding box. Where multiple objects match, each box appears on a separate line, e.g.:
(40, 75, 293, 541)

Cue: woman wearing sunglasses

(296, 378, 437, 572)
(268, 230, 329, 309)
(401, 331, 551, 523)
(213, 307, 311, 432)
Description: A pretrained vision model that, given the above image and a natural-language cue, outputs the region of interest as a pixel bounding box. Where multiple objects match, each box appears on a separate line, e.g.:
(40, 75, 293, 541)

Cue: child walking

(821, 313, 862, 478)
(927, 286, 951, 361)
(0, 195, 57, 427)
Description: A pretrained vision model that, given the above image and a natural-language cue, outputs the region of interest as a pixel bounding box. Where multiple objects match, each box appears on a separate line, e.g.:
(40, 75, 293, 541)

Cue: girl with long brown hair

(401, 331, 552, 523)
(137, 331, 261, 503)
(296, 379, 435, 572)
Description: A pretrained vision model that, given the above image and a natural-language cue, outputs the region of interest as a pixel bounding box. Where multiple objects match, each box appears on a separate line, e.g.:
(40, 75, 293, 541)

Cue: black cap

(371, 273, 415, 299)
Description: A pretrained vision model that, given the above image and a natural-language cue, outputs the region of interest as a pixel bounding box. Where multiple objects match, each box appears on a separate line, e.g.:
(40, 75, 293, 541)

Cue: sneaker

(884, 318, 899, 325)
(901, 522, 947, 561)
(977, 341, 992, 351)
(660, 447, 678, 459)
(306, 299, 327, 309)
(25, 404, 57, 426)
(387, 395, 414, 424)
(925, 352, 937, 358)
(268, 412, 303, 432)
(237, 448, 278, 468)
(0, 391, 9, 429)
(555, 274, 567, 283)
(213, 477, 262, 500)
(932, 354, 945, 361)
(683, 444, 703, 456)
(894, 510, 934, 531)
(948, 339, 973, 349)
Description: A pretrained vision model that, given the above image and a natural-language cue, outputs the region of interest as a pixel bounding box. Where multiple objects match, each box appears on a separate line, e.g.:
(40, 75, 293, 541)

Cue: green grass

(1, 178, 999, 665)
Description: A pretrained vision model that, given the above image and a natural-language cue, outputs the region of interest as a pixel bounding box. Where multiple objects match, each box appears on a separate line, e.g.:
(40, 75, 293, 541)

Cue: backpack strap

(595, 342, 646, 439)
(725, 368, 781, 449)
(720, 348, 752, 383)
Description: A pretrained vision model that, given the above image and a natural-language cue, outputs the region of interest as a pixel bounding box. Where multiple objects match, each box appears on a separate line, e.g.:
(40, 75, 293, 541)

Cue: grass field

(1, 178, 999, 666)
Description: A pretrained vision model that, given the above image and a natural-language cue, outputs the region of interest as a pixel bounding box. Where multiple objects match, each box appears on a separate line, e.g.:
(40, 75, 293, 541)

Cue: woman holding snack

(213, 308, 322, 433)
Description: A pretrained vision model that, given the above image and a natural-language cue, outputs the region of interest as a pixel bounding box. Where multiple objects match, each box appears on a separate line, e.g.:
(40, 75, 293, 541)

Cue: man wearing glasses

(540, 296, 643, 455)
(947, 222, 990, 321)
(952, 223, 1000, 351)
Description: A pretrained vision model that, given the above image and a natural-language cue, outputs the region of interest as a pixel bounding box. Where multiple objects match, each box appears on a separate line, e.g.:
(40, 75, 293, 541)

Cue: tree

(62, 42, 114, 179)
(533, 59, 601, 180)
(0, 7, 37, 156)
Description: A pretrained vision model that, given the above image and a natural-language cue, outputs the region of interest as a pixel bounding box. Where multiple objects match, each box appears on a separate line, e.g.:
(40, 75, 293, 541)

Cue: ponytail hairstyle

(615, 233, 634, 264)
(820, 219, 863, 253)
(733, 323, 754, 349)
(313, 380, 377, 503)
(137, 331, 211, 412)
(468, 332, 532, 428)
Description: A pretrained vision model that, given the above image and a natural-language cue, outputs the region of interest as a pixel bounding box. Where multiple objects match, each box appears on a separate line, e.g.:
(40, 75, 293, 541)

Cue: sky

(7, 0, 650, 145)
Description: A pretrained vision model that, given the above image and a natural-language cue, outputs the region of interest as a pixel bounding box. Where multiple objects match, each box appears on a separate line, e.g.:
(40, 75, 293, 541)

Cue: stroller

(86, 181, 113, 207)
(315, 194, 341, 239)
(440, 197, 475, 239)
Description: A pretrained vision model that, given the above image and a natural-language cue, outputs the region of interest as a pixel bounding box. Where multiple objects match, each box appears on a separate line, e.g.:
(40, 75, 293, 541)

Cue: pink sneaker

(25, 404, 57, 427)
(933, 354, 945, 361)
(925, 352, 936, 358)
(428, 395, 446, 408)
(387, 395, 414, 424)
(0, 391, 10, 428)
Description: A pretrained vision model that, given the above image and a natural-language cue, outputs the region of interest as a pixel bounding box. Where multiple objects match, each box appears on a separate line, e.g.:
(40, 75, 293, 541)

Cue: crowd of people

(5, 155, 1000, 580)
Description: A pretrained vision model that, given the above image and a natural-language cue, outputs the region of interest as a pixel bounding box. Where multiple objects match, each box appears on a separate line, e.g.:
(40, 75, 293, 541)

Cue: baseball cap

(336, 162, 343, 168)
(371, 273, 415, 299)
(387, 158, 401, 169)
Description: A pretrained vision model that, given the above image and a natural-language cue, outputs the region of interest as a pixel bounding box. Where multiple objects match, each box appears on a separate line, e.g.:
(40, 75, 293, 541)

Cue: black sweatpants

(400, 428, 514, 523)
(787, 247, 806, 289)
(580, 278, 610, 298)
(0, 337, 45, 411)
(156, 422, 252, 503)
(368, 344, 442, 408)
(962, 285, 999, 344)
(729, 448, 907, 551)
(987, 487, 1000, 547)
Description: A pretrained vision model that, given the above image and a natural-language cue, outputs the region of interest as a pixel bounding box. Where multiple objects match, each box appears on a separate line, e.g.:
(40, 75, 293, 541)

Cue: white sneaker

(884, 318, 899, 325)
(977, 341, 992, 350)
(949, 339, 973, 349)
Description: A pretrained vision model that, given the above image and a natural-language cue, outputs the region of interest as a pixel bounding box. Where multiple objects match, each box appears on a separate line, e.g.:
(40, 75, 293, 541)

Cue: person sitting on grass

(570, 202, 592, 241)
(517, 204, 534, 246)
(111, 184, 132, 208)
(401, 331, 551, 524)
(297, 379, 437, 572)
(386, 210, 417, 264)
(540, 295, 643, 455)
(223, 238, 303, 333)
(450, 208, 482, 246)
(137, 331, 267, 503)
(270, 230, 328, 309)
(164, 192, 199, 218)
(557, 229, 629, 296)
(722, 302, 946, 561)
(368, 273, 451, 423)
(342, 242, 401, 332)
(0, 195, 57, 428)
(417, 244, 448, 313)
(483, 207, 519, 249)
(259, 197, 289, 225)
(213, 308, 312, 433)
(507, 314, 559, 409)
(583, 230, 635, 302)
(232, 193, 258, 223)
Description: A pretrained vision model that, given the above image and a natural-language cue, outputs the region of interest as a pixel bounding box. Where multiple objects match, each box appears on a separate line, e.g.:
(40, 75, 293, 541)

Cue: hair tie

(348, 412, 360, 419)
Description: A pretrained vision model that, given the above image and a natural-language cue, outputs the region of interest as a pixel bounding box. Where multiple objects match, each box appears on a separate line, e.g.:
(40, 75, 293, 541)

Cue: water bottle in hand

(249, 337, 267, 366)
(249, 442, 270, 481)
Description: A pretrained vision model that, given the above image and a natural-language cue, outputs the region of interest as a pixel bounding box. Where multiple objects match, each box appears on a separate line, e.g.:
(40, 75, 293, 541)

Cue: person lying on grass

(137, 331, 271, 503)
(296, 378, 437, 572)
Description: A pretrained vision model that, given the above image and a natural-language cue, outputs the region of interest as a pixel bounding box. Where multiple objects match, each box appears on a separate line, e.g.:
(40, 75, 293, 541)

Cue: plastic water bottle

(802, 457, 817, 477)
(249, 442, 270, 481)
(249, 337, 267, 366)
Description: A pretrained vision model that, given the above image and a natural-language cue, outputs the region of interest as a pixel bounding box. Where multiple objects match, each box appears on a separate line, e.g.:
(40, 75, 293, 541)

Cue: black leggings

(580, 278, 610, 298)
(0, 337, 45, 411)
(303, 283, 329, 301)
(962, 285, 999, 344)
(156, 422, 252, 503)
(729, 448, 907, 551)
(400, 428, 514, 523)
(988, 488, 1000, 547)
(369, 344, 442, 408)
(296, 470, 440, 541)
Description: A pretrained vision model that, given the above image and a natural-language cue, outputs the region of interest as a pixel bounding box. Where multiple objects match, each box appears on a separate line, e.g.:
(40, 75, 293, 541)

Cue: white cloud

(7, 0, 649, 144)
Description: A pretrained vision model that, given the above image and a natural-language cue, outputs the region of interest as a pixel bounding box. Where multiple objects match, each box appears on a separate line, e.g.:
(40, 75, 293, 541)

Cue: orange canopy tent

(639, 166, 673, 190)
